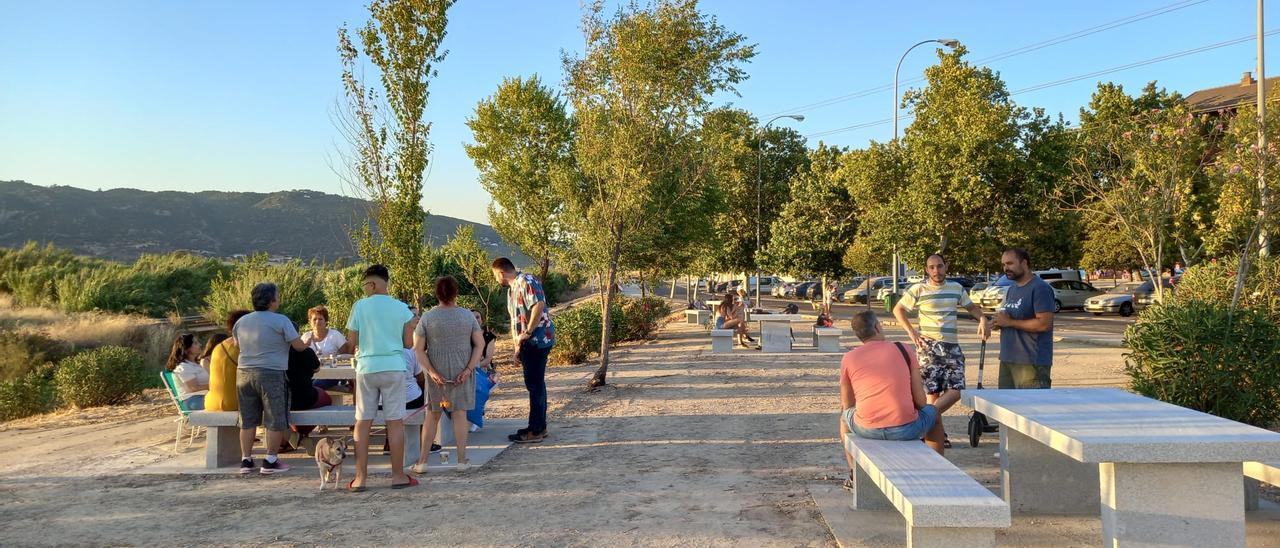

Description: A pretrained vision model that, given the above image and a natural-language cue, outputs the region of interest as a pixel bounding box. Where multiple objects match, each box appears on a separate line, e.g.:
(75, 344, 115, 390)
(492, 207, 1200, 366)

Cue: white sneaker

(456, 460, 471, 472)
(410, 462, 429, 475)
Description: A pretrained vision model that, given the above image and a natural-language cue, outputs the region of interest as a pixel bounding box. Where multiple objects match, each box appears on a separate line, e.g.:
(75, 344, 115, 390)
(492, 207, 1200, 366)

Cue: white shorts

(355, 371, 406, 421)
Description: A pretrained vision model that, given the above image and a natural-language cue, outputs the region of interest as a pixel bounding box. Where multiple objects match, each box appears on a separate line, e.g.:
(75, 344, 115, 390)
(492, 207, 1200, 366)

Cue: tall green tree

(700, 107, 809, 277)
(559, 0, 753, 388)
(762, 143, 856, 308)
(465, 75, 574, 282)
(849, 47, 1079, 274)
(336, 0, 453, 304)
(1061, 96, 1218, 302)
(441, 225, 500, 321)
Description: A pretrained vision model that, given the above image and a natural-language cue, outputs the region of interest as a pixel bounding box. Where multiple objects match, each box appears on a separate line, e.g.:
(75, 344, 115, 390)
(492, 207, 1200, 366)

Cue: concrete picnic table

(961, 387, 1280, 547)
(313, 364, 357, 380)
(753, 314, 807, 353)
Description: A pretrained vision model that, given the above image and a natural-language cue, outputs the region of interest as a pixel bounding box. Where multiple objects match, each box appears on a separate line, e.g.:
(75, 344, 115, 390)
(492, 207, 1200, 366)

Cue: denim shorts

(715, 316, 725, 329)
(844, 404, 938, 441)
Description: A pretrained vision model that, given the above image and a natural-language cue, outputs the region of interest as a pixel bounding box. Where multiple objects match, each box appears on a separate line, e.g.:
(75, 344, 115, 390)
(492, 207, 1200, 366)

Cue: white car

(1047, 280, 1104, 312)
(968, 282, 989, 304)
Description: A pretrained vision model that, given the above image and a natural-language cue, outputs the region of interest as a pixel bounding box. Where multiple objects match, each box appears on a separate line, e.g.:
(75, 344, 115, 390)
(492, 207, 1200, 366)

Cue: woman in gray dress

(410, 276, 484, 473)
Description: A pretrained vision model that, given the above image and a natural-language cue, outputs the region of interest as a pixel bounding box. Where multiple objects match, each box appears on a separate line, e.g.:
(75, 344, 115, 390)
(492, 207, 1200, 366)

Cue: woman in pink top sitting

(838, 309, 944, 455)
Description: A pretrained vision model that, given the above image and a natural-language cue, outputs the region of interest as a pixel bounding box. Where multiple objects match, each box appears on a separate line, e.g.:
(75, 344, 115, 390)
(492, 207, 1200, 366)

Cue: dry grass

(0, 298, 177, 370)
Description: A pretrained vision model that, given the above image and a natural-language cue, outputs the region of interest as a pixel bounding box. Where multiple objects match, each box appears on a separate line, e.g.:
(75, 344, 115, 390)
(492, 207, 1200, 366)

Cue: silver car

(1084, 282, 1148, 317)
(1048, 280, 1104, 312)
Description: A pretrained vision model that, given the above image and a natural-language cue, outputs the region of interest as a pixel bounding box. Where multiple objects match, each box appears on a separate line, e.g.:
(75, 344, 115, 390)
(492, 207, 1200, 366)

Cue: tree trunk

(539, 254, 550, 288)
(669, 277, 677, 299)
(589, 243, 622, 389)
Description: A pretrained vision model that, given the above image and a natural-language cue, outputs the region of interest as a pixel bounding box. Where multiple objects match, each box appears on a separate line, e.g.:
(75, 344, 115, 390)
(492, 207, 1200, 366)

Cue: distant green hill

(0, 180, 525, 264)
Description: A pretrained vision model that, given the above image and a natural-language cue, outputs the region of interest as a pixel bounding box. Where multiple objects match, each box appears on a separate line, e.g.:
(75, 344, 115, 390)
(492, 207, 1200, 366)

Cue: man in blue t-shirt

(991, 248, 1056, 388)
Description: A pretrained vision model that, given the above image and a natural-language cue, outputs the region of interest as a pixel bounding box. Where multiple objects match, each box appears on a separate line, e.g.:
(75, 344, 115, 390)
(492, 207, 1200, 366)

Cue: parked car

(1136, 280, 1175, 310)
(794, 281, 819, 300)
(749, 276, 778, 293)
(946, 276, 976, 290)
(978, 276, 1015, 310)
(1048, 279, 1104, 312)
(771, 282, 792, 298)
(969, 282, 989, 303)
(713, 279, 743, 294)
(1085, 281, 1164, 317)
(844, 276, 890, 304)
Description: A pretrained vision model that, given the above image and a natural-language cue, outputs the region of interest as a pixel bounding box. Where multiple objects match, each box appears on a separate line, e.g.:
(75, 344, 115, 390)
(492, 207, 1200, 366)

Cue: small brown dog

(315, 437, 349, 491)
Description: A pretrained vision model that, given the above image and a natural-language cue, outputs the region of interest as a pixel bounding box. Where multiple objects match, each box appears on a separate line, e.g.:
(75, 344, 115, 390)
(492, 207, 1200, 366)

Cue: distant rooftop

(1185, 71, 1280, 113)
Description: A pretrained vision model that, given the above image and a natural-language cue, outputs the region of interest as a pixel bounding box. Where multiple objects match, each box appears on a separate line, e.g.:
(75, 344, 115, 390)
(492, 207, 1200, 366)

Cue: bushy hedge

(1124, 299, 1280, 427)
(0, 243, 99, 307)
(204, 255, 325, 326)
(1175, 256, 1279, 322)
(0, 364, 58, 421)
(549, 296, 671, 366)
(56, 253, 230, 317)
(54, 346, 148, 408)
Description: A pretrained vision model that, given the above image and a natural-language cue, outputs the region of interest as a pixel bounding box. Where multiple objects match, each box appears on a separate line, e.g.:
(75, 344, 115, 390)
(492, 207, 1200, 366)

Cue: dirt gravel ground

(0, 316, 1275, 546)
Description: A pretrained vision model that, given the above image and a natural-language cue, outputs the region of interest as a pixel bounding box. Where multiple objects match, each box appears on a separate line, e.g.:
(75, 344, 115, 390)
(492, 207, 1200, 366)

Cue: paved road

(655, 283, 1136, 336)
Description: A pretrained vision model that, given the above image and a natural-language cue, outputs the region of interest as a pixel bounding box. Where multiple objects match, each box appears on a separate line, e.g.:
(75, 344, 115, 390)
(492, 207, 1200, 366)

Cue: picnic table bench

(962, 387, 1280, 547)
(843, 434, 1010, 547)
(189, 406, 426, 469)
(1244, 461, 1280, 511)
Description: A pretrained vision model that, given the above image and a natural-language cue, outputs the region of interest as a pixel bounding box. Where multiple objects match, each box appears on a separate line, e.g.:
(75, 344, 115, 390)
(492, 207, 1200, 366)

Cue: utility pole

(1260, 0, 1272, 257)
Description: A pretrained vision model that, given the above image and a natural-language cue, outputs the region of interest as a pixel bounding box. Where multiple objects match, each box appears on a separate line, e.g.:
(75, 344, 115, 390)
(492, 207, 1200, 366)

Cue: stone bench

(813, 327, 843, 352)
(685, 308, 710, 325)
(844, 434, 1010, 548)
(709, 329, 734, 353)
(189, 406, 426, 469)
(1245, 461, 1279, 511)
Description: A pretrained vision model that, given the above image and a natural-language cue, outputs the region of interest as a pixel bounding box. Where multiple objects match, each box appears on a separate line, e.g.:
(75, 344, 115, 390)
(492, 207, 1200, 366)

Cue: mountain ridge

(0, 180, 524, 263)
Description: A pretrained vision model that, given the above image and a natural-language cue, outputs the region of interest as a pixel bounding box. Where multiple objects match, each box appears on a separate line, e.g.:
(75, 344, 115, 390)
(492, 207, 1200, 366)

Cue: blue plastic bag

(466, 370, 496, 428)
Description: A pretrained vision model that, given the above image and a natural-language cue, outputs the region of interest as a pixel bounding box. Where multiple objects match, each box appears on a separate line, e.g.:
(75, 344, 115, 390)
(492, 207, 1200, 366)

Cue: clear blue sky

(1, 0, 1274, 224)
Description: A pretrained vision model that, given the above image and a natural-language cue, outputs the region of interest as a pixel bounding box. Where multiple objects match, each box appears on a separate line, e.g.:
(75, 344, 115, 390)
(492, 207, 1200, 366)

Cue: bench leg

(907, 526, 994, 548)
(1100, 462, 1244, 548)
(1245, 477, 1260, 512)
(206, 426, 241, 469)
(1000, 427, 1099, 514)
(711, 336, 732, 353)
(850, 463, 893, 511)
(817, 336, 840, 352)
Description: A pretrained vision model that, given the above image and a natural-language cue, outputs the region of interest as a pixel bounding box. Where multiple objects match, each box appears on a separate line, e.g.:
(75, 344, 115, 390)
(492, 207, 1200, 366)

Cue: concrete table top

(962, 388, 1280, 463)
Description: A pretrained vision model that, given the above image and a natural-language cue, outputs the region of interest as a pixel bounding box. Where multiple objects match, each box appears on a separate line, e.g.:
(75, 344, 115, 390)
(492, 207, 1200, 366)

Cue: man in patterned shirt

(892, 254, 990, 450)
(492, 257, 556, 444)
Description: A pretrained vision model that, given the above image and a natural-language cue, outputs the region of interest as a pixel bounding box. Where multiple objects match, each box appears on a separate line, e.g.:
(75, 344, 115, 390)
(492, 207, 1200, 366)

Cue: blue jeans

(844, 404, 938, 441)
(184, 394, 206, 411)
(519, 342, 551, 434)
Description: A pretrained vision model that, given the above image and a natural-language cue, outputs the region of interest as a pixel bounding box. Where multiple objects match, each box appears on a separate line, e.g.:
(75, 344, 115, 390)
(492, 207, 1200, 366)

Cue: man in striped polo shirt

(892, 254, 990, 446)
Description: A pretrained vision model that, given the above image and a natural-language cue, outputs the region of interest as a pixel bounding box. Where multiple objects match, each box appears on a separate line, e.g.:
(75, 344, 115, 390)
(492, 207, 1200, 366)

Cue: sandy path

(0, 317, 1132, 546)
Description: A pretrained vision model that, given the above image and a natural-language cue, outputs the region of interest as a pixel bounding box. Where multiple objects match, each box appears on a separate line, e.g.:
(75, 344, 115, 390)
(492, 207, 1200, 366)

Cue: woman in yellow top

(205, 310, 251, 411)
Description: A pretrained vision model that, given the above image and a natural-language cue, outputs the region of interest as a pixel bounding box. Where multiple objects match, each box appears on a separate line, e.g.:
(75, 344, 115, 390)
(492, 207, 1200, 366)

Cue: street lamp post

(755, 114, 804, 306)
(890, 38, 959, 298)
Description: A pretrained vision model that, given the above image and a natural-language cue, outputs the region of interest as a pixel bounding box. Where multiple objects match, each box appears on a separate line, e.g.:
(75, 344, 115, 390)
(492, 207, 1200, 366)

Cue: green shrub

(0, 363, 59, 421)
(0, 331, 73, 382)
(1175, 256, 1280, 323)
(543, 272, 576, 307)
(54, 346, 148, 408)
(0, 242, 100, 307)
(549, 299, 628, 365)
(204, 255, 324, 326)
(1124, 299, 1280, 427)
(618, 296, 671, 341)
(56, 253, 230, 317)
(320, 265, 365, 330)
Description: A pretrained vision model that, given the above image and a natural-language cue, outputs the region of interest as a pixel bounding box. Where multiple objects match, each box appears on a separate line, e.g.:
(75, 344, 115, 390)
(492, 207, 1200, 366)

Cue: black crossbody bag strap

(893, 342, 912, 370)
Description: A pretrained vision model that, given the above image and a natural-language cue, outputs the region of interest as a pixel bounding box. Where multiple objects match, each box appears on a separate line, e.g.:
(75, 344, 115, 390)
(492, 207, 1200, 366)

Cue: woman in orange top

(204, 310, 251, 412)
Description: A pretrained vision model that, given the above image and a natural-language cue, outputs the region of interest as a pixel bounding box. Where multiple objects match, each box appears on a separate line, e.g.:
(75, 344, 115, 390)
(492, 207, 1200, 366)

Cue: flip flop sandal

(347, 480, 366, 493)
(391, 476, 419, 489)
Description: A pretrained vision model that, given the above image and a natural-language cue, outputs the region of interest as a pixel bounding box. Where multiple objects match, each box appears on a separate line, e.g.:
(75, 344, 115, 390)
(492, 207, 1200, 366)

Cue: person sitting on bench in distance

(715, 293, 756, 348)
(839, 310, 945, 456)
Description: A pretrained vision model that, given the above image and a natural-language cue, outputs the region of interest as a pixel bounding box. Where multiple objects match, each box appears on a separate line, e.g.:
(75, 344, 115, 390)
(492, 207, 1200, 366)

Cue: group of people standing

(839, 248, 1056, 457)
(162, 256, 557, 489)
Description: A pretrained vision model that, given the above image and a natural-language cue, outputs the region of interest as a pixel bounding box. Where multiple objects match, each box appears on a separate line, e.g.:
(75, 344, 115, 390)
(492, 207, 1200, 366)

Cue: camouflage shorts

(918, 337, 966, 394)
